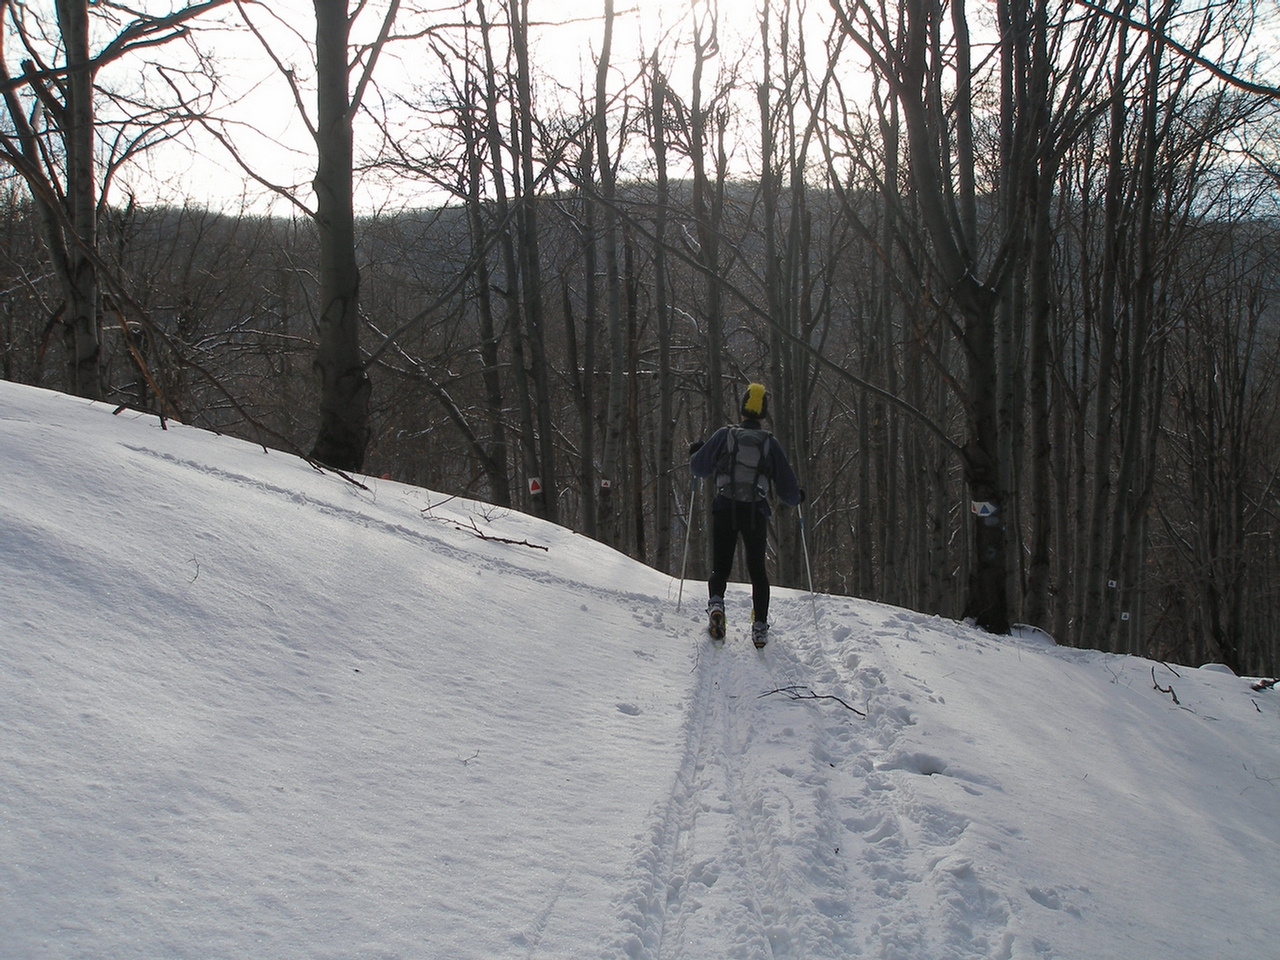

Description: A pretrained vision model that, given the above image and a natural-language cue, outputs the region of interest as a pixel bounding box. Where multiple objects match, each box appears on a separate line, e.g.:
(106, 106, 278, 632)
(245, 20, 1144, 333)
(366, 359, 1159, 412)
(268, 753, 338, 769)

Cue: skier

(689, 382, 804, 647)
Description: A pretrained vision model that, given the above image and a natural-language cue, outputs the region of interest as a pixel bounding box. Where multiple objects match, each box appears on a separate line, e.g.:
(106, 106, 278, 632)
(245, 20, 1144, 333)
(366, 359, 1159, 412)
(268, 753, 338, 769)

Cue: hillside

(2, 380, 1278, 960)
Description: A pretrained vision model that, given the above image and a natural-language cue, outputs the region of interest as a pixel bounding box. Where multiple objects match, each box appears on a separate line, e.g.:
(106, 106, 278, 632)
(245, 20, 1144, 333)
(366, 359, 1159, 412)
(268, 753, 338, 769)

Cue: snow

(2, 379, 1278, 960)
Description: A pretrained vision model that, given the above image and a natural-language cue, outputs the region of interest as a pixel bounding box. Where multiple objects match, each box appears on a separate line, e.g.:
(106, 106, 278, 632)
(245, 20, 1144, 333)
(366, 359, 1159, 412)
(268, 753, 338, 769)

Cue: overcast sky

(113, 0, 783, 215)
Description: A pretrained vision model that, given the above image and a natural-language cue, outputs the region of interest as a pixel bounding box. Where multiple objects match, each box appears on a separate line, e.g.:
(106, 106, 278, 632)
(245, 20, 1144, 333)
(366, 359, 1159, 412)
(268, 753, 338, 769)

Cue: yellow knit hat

(741, 382, 768, 419)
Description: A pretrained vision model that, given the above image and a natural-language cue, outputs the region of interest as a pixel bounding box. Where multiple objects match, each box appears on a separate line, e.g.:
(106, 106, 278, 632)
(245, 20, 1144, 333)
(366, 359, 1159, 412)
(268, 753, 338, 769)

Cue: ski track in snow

(610, 600, 1021, 960)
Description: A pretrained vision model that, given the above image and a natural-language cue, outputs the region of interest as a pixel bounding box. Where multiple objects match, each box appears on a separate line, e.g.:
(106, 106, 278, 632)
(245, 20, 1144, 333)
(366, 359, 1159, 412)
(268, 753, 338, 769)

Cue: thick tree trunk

(1023, 156, 1056, 629)
(958, 281, 1011, 634)
(55, 0, 102, 400)
(309, 0, 370, 471)
(625, 232, 645, 560)
(900, 0, 1010, 633)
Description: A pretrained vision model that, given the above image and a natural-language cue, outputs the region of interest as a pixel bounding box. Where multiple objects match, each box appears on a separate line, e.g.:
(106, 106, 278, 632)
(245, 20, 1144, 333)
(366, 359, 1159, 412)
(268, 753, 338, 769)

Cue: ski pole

(798, 500, 819, 632)
(676, 476, 698, 612)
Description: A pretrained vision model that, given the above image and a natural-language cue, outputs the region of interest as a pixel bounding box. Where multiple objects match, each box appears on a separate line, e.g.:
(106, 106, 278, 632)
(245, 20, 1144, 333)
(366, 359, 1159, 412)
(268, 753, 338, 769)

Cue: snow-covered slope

(2, 380, 1277, 960)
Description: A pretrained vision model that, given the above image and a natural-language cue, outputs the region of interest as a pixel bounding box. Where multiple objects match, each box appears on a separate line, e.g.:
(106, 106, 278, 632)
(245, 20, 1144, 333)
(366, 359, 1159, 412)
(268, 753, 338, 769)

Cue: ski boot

(752, 619, 769, 649)
(708, 597, 726, 642)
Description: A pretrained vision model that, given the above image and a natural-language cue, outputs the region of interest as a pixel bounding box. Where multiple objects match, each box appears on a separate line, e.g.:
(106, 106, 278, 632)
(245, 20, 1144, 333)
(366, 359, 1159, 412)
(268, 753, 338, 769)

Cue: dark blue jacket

(690, 419, 802, 517)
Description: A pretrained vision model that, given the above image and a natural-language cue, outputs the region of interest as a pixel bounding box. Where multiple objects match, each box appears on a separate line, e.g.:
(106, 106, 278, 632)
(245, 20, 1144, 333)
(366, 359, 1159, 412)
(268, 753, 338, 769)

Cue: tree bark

(309, 0, 370, 471)
(689, 7, 725, 425)
(650, 55, 675, 573)
(509, 0, 556, 521)
(595, 0, 626, 546)
(461, 70, 511, 506)
(55, 1, 101, 399)
(901, 0, 1010, 632)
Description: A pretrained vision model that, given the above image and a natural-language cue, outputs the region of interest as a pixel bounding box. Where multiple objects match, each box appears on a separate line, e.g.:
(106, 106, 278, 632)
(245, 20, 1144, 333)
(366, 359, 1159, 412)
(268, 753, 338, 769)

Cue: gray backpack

(716, 427, 771, 502)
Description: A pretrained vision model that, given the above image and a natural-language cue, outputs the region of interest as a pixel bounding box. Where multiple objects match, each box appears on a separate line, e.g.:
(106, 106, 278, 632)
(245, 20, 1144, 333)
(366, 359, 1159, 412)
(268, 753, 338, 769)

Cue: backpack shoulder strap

(746, 428, 771, 494)
(714, 426, 740, 482)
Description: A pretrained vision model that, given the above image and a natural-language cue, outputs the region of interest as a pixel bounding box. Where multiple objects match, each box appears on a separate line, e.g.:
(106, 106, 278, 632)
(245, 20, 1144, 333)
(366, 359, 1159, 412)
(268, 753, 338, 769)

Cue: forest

(3, 0, 1280, 674)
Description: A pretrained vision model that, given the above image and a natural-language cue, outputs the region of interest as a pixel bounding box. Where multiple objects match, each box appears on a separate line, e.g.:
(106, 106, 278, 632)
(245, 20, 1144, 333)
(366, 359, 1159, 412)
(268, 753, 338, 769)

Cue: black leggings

(709, 506, 770, 623)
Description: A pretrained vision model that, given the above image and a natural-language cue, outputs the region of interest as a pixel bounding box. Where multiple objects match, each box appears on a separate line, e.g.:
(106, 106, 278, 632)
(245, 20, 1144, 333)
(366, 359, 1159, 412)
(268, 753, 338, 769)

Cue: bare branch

(422, 512, 550, 551)
(231, 0, 317, 137)
(760, 684, 866, 718)
(1068, 0, 1280, 99)
(1152, 666, 1181, 705)
(0, 0, 235, 94)
(349, 0, 400, 117)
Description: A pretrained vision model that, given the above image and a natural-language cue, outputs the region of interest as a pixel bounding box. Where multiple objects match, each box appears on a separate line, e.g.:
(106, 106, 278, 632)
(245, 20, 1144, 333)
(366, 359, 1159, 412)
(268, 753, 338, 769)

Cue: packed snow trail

(611, 595, 854, 959)
(610, 595, 1027, 960)
(650, 613, 857, 958)
(615, 590, 1280, 960)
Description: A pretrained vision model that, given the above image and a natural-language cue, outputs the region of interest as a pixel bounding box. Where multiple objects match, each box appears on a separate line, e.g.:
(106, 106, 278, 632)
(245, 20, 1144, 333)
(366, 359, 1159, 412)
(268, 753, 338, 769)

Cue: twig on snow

(458, 517, 549, 551)
(421, 510, 549, 551)
(760, 684, 866, 718)
(1152, 666, 1180, 705)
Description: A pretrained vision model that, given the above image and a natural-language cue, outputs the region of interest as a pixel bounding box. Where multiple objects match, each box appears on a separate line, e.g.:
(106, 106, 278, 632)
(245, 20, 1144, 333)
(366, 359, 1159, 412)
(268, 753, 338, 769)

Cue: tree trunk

(625, 230, 646, 560)
(510, 0, 556, 522)
(1022, 48, 1057, 628)
(309, 0, 370, 471)
(690, 10, 725, 425)
(595, 0, 626, 546)
(476, 0, 539, 514)
(903, 0, 1010, 632)
(1076, 13, 1130, 647)
(461, 72, 511, 507)
(650, 56, 675, 573)
(54, 1, 100, 399)
(568, 132, 599, 538)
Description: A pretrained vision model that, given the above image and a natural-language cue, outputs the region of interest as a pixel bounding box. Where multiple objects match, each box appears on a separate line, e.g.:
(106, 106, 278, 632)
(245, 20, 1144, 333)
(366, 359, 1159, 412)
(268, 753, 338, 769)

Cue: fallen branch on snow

(1151, 666, 1180, 705)
(456, 517, 549, 551)
(421, 510, 549, 551)
(760, 684, 866, 718)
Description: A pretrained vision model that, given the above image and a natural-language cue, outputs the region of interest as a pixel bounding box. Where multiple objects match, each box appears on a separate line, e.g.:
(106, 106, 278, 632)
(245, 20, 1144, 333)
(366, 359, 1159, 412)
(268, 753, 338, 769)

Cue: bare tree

(508, 0, 558, 520)
(309, 0, 401, 470)
(647, 52, 676, 573)
(593, 0, 627, 545)
(830, 0, 1014, 632)
(685, 0, 729, 425)
(0, 0, 230, 400)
